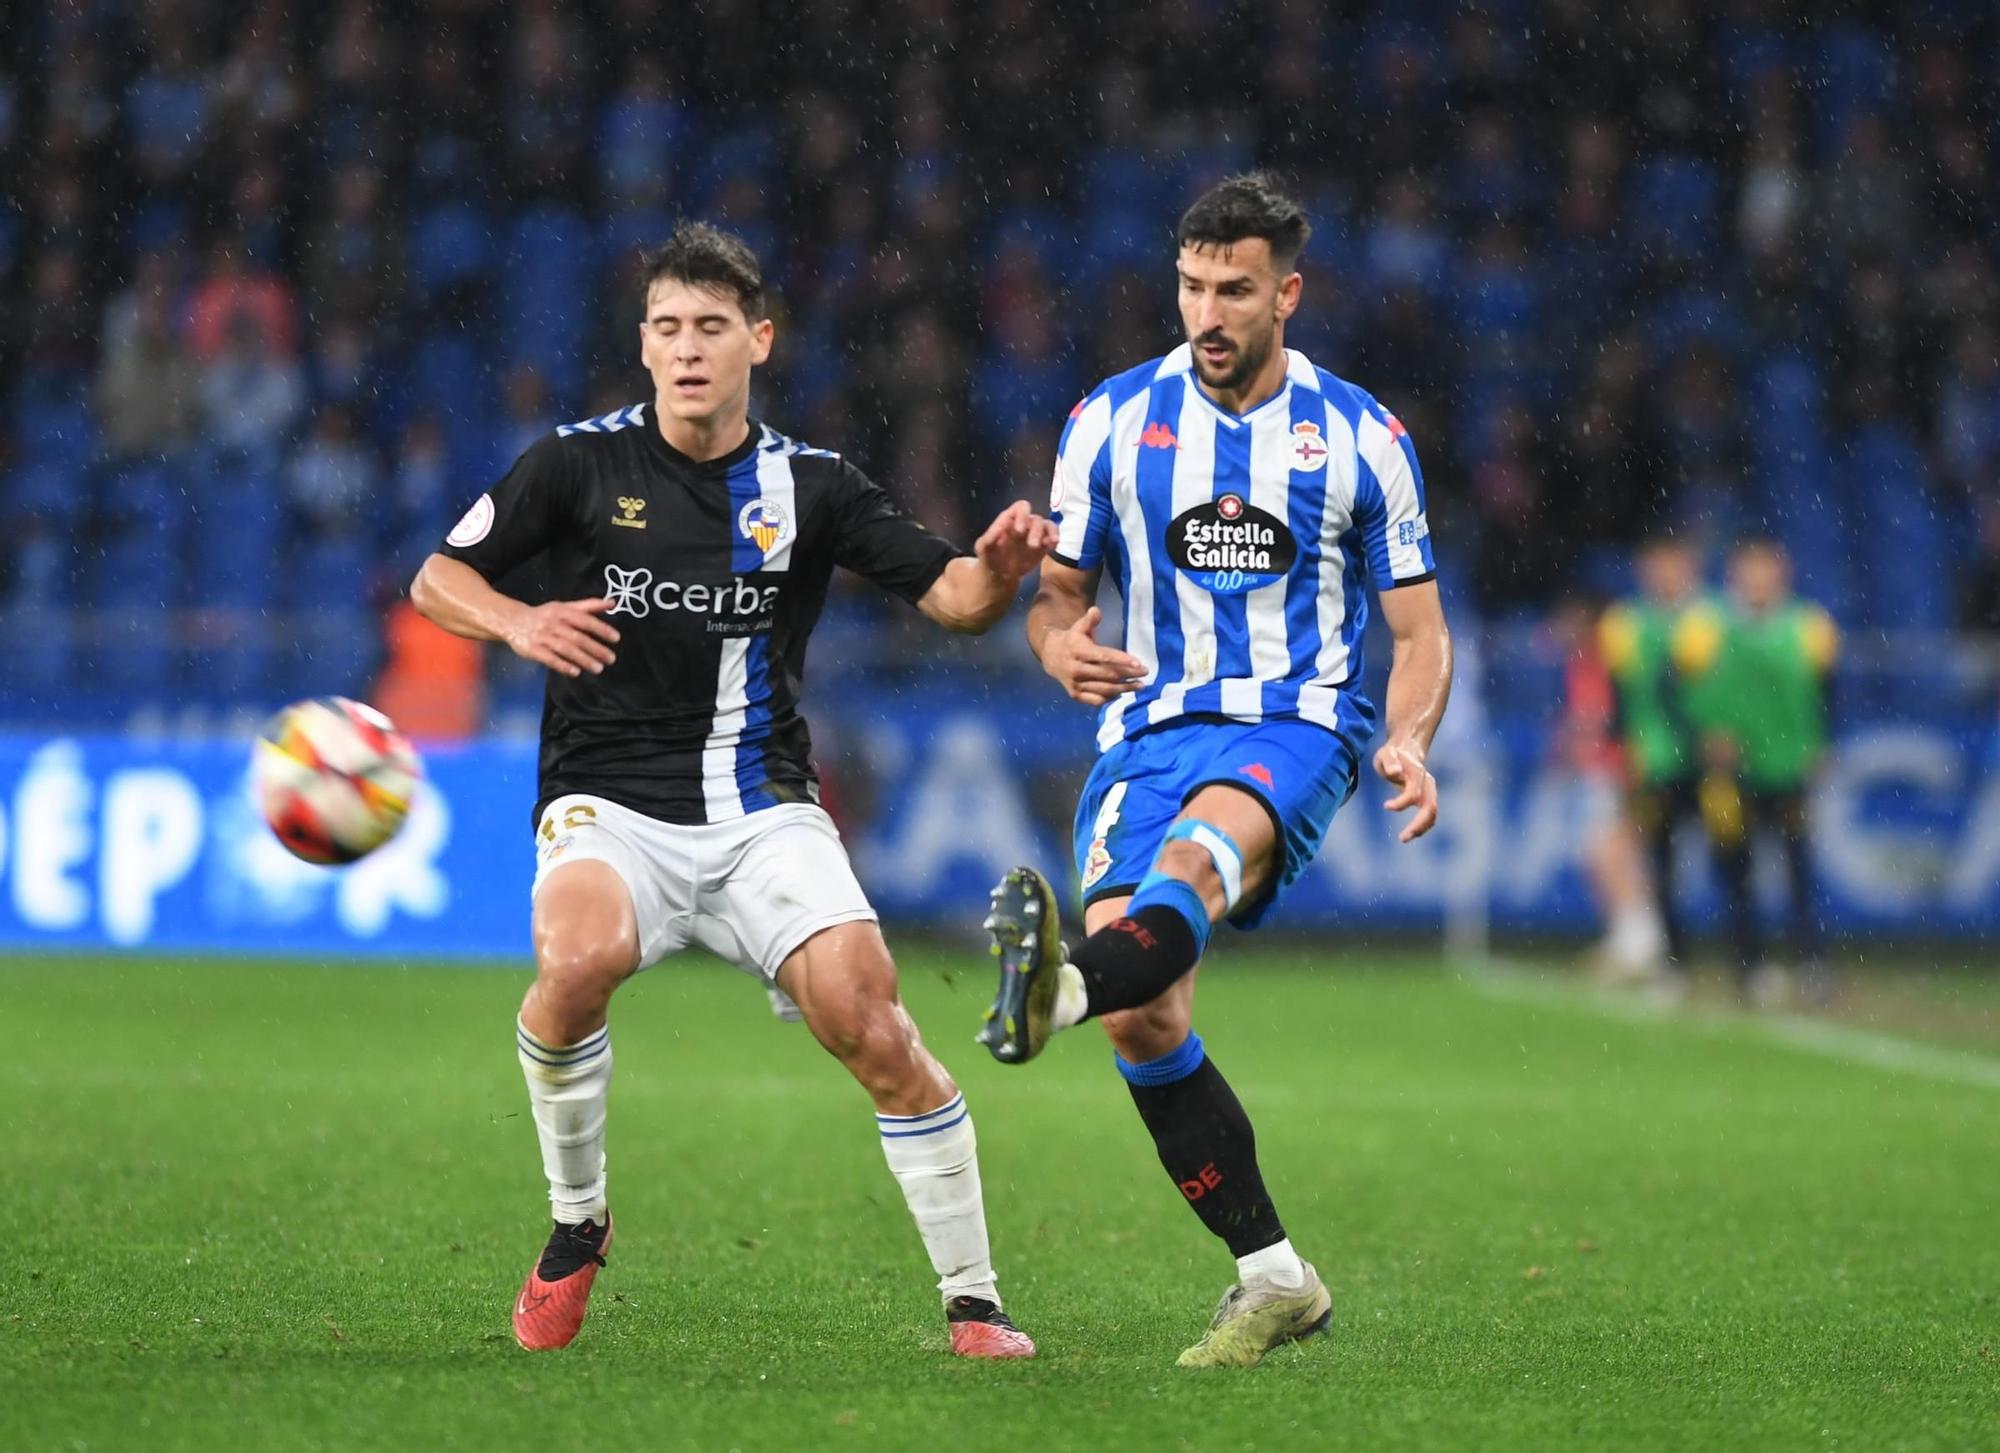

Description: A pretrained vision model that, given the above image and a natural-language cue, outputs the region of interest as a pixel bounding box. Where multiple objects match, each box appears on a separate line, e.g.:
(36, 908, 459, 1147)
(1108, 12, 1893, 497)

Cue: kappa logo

(613, 496, 647, 529)
(738, 497, 791, 555)
(1290, 420, 1329, 471)
(1140, 422, 1179, 450)
(1239, 762, 1274, 789)
(603, 564, 654, 617)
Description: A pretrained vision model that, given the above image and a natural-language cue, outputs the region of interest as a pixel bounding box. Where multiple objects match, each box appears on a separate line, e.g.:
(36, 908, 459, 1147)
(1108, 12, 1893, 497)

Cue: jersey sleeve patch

(446, 493, 495, 548)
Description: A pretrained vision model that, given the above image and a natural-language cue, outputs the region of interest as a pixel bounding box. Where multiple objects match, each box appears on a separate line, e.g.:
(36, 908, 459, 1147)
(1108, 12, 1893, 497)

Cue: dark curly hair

(1176, 172, 1312, 272)
(640, 222, 767, 319)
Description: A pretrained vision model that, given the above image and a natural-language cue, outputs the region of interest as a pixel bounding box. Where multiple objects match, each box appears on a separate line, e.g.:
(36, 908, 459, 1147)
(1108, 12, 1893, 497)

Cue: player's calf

(977, 822, 1237, 1063)
(785, 922, 1034, 1356)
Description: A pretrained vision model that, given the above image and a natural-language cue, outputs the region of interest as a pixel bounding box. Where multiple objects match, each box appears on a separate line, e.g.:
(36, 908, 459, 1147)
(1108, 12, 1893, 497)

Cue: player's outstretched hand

(1042, 606, 1148, 708)
(505, 597, 621, 678)
(975, 500, 1060, 582)
(1374, 740, 1439, 843)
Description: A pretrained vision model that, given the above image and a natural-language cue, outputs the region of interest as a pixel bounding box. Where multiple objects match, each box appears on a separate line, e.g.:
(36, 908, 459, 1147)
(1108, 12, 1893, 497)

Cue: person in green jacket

(1690, 540, 1839, 1004)
(1599, 537, 1723, 985)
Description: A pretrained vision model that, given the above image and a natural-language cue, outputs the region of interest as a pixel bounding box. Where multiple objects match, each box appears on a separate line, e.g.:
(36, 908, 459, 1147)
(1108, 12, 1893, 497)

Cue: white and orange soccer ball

(253, 697, 424, 865)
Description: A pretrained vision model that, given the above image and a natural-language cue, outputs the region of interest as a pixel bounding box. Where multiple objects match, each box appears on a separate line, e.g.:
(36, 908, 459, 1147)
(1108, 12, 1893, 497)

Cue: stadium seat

(283, 606, 380, 698)
(503, 206, 593, 398)
(93, 609, 178, 694)
(287, 537, 372, 613)
(408, 197, 495, 297)
(1626, 154, 1725, 263)
(1845, 423, 1949, 630)
(596, 92, 690, 200)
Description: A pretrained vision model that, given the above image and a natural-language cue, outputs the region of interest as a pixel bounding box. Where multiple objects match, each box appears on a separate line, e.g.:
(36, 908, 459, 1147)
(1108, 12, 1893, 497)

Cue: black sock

(1069, 905, 1201, 1018)
(1122, 1042, 1285, 1258)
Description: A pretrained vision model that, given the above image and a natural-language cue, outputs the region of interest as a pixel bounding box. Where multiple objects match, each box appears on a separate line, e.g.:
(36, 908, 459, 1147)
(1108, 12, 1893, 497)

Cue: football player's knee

(828, 1000, 921, 1086)
(1101, 1000, 1190, 1062)
(535, 929, 636, 1002)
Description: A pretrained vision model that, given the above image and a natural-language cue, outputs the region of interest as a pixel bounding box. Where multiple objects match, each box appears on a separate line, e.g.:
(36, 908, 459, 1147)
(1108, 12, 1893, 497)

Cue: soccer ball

(254, 696, 424, 865)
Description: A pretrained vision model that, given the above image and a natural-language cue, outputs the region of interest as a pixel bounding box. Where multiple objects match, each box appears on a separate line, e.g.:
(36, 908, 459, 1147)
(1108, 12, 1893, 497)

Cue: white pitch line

(1457, 959, 2000, 1093)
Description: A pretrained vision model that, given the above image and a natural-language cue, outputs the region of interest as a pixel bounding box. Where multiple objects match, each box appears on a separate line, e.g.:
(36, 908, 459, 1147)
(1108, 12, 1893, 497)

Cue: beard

(1190, 327, 1272, 393)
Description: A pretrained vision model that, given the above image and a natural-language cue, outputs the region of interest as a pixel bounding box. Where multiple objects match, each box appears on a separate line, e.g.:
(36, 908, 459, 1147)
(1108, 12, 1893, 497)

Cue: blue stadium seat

(684, 126, 778, 210)
(601, 204, 673, 261)
(504, 206, 593, 397)
(94, 610, 177, 694)
(1811, 23, 1897, 152)
(282, 607, 379, 699)
(287, 537, 372, 613)
(187, 461, 282, 611)
(408, 198, 495, 296)
(14, 378, 98, 475)
(1, 608, 76, 698)
(596, 93, 691, 199)
(1845, 424, 1949, 630)
(1626, 154, 1724, 263)
(94, 533, 184, 612)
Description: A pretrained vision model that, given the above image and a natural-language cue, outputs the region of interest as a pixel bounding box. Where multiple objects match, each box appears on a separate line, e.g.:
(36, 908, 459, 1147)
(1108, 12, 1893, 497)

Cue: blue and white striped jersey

(1050, 344, 1436, 754)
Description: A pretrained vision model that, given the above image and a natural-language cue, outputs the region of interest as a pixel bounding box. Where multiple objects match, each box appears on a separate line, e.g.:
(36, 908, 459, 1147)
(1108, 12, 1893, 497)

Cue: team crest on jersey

(1290, 421, 1330, 472)
(738, 498, 791, 555)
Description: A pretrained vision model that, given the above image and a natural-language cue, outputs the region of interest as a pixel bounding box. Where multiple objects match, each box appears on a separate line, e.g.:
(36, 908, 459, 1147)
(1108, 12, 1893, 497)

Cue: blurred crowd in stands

(2, 1, 1999, 709)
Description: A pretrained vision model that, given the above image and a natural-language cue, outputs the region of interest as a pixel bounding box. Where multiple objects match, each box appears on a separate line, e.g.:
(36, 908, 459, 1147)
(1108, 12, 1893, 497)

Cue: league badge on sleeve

(447, 493, 495, 547)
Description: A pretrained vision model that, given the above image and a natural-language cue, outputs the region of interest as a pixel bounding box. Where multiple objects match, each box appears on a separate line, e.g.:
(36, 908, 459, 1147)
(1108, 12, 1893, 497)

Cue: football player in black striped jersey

(412, 224, 1053, 1358)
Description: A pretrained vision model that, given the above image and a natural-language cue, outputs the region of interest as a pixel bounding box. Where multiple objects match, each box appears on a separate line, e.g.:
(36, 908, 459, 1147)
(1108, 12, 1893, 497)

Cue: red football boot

(512, 1215, 613, 1351)
(946, 1296, 1037, 1359)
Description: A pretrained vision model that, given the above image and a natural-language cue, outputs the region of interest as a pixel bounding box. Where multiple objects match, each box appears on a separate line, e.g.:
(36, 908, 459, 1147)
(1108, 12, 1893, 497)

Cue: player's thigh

(1172, 783, 1284, 906)
(530, 794, 685, 980)
(1086, 892, 1199, 1060)
(693, 804, 878, 984)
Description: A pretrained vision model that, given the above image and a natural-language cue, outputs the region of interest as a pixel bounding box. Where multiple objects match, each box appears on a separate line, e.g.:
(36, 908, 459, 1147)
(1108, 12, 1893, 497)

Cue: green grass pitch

(3, 949, 1995, 1452)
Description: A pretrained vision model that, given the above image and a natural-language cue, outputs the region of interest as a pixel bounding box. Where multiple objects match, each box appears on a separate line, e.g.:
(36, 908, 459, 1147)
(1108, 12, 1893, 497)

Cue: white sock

(1052, 961, 1089, 1031)
(1237, 1237, 1308, 1291)
(517, 1017, 612, 1225)
(877, 1092, 999, 1305)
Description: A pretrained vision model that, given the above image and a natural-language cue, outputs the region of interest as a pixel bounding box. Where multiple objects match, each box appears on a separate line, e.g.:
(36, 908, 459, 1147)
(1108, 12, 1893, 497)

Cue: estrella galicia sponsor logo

(601, 564, 780, 634)
(1167, 494, 1297, 595)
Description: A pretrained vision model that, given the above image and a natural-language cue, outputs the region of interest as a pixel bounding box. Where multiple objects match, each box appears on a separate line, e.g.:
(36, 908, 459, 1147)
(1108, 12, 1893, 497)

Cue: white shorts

(530, 795, 878, 981)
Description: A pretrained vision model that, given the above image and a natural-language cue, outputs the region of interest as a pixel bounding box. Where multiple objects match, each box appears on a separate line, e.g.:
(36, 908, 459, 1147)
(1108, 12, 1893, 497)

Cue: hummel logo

(1140, 422, 1179, 450)
(613, 496, 647, 529)
(603, 564, 653, 617)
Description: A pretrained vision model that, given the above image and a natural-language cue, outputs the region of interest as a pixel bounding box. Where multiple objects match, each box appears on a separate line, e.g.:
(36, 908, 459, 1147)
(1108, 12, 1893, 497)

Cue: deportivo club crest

(738, 497, 791, 555)
(1290, 420, 1330, 471)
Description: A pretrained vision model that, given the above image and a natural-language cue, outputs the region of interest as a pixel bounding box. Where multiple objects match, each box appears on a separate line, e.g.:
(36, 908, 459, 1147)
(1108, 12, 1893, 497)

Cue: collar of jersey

(642, 414, 762, 473)
(1184, 374, 1294, 430)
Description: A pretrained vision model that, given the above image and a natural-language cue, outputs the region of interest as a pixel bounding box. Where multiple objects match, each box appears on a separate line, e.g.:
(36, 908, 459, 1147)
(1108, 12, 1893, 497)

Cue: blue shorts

(1071, 718, 1361, 930)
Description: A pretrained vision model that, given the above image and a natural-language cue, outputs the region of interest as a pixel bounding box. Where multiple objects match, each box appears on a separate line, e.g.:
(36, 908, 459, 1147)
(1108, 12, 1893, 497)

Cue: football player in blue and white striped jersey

(977, 174, 1454, 1368)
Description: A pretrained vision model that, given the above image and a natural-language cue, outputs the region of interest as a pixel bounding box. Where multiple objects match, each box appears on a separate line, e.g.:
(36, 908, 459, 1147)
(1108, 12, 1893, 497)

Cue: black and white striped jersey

(439, 404, 960, 826)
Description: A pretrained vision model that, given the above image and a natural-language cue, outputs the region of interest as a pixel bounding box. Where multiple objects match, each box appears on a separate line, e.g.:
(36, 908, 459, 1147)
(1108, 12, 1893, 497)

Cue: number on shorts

(539, 803, 599, 842)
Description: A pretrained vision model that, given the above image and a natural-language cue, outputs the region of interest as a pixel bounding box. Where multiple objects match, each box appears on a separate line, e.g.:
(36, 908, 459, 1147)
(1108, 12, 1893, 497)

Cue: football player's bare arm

(914, 500, 1059, 634)
(1373, 579, 1453, 843)
(409, 552, 620, 679)
(1029, 558, 1147, 708)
